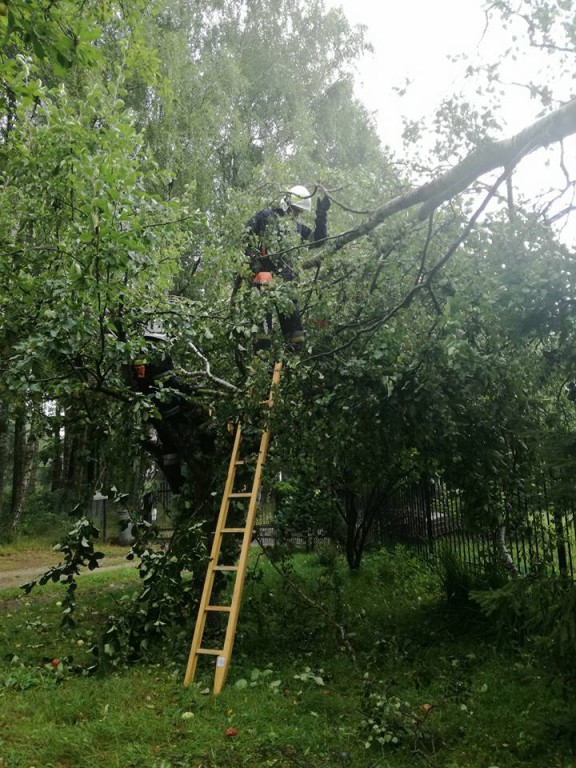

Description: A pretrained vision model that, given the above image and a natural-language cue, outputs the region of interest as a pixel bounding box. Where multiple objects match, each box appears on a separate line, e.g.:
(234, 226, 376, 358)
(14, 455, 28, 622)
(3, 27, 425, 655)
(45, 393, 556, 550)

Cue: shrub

(472, 577, 576, 684)
(436, 545, 507, 606)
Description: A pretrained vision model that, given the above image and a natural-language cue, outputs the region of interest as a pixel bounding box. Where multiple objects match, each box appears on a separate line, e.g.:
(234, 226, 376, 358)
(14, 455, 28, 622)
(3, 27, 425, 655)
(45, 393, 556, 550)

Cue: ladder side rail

(183, 422, 243, 687)
(213, 427, 272, 692)
(185, 362, 283, 692)
(213, 366, 281, 692)
(183, 568, 216, 685)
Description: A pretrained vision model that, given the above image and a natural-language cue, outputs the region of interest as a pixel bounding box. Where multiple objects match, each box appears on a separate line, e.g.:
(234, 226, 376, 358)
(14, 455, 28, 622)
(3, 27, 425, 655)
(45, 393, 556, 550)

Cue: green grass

(0, 545, 575, 768)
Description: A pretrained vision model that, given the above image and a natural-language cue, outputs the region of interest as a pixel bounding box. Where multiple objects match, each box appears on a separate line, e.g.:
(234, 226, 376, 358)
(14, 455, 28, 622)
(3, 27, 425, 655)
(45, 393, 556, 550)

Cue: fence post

(553, 505, 568, 577)
(92, 491, 108, 543)
(424, 479, 434, 552)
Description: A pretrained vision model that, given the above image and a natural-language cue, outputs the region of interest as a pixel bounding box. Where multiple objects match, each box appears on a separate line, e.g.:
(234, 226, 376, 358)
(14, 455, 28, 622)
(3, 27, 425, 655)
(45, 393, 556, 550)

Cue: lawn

(0, 544, 574, 768)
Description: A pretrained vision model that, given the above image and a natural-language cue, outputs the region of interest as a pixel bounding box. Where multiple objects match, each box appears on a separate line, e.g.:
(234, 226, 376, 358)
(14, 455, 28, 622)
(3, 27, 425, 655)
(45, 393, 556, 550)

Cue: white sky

(323, 0, 576, 240)
(324, 0, 489, 148)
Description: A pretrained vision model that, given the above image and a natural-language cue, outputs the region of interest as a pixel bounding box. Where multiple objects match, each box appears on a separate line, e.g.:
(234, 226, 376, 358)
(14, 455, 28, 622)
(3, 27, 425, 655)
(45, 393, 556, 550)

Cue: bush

(371, 545, 438, 602)
(273, 479, 336, 549)
(472, 577, 576, 684)
(18, 489, 75, 539)
(315, 541, 341, 568)
(436, 545, 508, 606)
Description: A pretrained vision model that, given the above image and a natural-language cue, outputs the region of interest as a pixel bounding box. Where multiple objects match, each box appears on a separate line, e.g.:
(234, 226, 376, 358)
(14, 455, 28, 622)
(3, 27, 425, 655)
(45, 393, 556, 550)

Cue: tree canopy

(1, 0, 576, 585)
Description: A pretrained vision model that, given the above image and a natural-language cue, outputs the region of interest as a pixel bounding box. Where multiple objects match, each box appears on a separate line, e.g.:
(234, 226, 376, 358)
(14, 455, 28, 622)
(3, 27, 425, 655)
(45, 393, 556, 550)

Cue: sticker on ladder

(217, 656, 226, 667)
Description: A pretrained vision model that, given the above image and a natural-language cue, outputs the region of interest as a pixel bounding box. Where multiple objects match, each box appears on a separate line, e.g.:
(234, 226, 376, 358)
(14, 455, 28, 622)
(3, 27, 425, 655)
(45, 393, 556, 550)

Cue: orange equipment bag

(253, 271, 273, 285)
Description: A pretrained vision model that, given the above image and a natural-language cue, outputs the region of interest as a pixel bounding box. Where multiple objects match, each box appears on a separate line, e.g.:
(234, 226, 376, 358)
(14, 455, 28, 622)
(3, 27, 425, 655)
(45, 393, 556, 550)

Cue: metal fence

(139, 472, 576, 578)
(376, 480, 576, 579)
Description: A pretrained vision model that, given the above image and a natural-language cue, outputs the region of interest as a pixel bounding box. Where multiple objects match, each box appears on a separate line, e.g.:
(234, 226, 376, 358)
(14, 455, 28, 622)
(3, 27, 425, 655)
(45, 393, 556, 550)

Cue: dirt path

(0, 549, 133, 591)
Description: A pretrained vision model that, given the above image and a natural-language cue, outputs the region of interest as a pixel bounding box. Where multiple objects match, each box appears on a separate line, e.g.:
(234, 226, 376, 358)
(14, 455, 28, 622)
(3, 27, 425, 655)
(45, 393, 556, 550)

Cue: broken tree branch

(303, 97, 576, 269)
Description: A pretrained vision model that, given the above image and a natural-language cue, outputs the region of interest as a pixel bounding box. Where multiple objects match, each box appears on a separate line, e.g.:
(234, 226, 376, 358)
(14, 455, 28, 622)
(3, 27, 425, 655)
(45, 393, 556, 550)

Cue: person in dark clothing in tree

(130, 326, 214, 494)
(244, 184, 331, 353)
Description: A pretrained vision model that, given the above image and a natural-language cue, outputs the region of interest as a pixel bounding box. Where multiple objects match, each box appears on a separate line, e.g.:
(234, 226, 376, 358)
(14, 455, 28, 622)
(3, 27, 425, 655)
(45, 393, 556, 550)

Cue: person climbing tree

(244, 184, 331, 353)
(129, 326, 215, 496)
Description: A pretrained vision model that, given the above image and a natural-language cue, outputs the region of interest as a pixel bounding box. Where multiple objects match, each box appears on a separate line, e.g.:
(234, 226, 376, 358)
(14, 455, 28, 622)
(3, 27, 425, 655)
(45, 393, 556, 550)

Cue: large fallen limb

(304, 97, 576, 268)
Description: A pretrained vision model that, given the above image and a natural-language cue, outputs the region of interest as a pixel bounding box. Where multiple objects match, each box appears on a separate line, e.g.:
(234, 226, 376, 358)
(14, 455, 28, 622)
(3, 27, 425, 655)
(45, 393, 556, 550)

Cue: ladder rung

(197, 648, 224, 656)
(206, 605, 232, 612)
(222, 527, 246, 533)
(213, 565, 239, 572)
(228, 492, 252, 498)
(234, 460, 245, 466)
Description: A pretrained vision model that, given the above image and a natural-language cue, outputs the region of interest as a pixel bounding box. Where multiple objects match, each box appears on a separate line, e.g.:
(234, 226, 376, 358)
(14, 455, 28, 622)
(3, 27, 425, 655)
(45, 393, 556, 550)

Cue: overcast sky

(322, 0, 552, 148)
(323, 0, 576, 240)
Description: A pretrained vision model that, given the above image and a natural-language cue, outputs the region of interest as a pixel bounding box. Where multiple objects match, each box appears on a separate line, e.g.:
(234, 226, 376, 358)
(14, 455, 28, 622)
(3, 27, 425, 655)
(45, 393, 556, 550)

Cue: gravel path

(0, 555, 134, 591)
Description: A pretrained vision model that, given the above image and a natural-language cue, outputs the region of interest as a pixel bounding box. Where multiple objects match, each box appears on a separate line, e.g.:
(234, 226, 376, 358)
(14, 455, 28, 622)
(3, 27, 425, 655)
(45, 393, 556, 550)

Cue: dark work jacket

(245, 203, 328, 281)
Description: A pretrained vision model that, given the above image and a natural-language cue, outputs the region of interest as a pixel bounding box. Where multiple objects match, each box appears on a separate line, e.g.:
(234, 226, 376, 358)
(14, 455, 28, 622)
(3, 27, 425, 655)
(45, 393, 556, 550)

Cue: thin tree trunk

(62, 406, 88, 494)
(0, 401, 10, 538)
(9, 410, 26, 535)
(496, 525, 521, 578)
(51, 406, 64, 492)
(9, 407, 39, 537)
(0, 401, 9, 518)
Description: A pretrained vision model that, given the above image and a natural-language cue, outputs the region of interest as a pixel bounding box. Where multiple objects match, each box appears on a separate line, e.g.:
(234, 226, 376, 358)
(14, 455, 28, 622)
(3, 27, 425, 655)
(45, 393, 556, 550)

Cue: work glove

(316, 194, 331, 214)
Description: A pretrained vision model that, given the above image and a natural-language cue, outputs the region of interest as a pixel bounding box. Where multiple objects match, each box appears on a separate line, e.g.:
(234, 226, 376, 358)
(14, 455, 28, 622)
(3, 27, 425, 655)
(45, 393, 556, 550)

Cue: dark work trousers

(253, 284, 304, 353)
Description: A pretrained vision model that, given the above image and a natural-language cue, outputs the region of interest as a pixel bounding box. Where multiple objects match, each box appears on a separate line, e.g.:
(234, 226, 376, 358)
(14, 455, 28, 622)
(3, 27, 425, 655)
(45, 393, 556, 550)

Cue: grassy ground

(0, 544, 575, 768)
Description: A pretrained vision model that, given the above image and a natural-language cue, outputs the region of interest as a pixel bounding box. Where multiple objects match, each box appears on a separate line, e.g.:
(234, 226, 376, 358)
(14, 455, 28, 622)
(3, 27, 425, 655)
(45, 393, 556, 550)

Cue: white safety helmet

(287, 184, 312, 213)
(144, 323, 170, 344)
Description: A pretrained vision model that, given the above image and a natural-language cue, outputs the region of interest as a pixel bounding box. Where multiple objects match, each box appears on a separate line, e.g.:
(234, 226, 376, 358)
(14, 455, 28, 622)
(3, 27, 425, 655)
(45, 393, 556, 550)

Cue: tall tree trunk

(0, 401, 9, 514)
(9, 410, 26, 536)
(9, 406, 39, 537)
(62, 405, 89, 495)
(496, 525, 521, 578)
(336, 475, 384, 570)
(51, 405, 64, 492)
(0, 401, 10, 538)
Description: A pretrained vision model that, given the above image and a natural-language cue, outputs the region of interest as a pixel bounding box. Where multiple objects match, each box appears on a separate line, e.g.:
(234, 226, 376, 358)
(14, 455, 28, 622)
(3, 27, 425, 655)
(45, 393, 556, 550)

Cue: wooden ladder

(183, 361, 282, 693)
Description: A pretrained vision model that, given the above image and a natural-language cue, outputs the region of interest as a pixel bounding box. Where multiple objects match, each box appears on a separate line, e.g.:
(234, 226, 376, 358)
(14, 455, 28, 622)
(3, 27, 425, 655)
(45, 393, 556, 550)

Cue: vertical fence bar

(425, 480, 434, 553)
(531, 487, 543, 575)
(543, 479, 556, 576)
(553, 505, 568, 578)
(563, 504, 574, 580)
(570, 502, 576, 580)
(517, 488, 529, 576)
(145, 468, 576, 577)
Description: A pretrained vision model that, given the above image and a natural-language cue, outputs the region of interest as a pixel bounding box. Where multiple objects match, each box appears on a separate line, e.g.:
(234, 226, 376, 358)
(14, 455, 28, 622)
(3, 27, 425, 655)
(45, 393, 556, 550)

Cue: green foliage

(15, 508, 207, 669)
(1, 661, 60, 692)
(96, 515, 207, 667)
(370, 545, 438, 602)
(314, 541, 342, 569)
(20, 517, 104, 629)
(0, 0, 102, 90)
(233, 666, 283, 693)
(3, 11, 576, 753)
(16, 489, 74, 539)
(272, 478, 336, 547)
(472, 577, 576, 682)
(22, 517, 104, 628)
(436, 545, 508, 606)
(360, 677, 433, 751)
